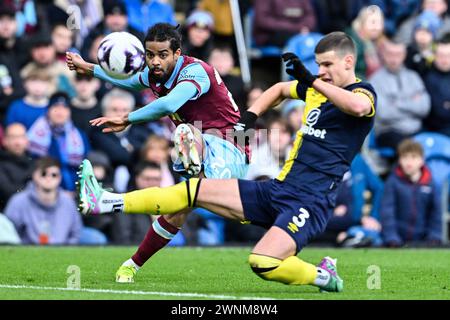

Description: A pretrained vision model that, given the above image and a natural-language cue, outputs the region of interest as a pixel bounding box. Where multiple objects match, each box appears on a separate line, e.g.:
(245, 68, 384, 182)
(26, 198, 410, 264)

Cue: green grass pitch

(0, 246, 449, 300)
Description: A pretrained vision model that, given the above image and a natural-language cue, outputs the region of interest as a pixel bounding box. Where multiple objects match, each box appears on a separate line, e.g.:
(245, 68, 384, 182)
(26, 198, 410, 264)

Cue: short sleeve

(351, 85, 377, 117)
(290, 80, 308, 101)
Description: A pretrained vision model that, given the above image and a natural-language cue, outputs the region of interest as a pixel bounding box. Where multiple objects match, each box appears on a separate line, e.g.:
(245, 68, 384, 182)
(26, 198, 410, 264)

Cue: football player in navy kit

(78, 31, 377, 292)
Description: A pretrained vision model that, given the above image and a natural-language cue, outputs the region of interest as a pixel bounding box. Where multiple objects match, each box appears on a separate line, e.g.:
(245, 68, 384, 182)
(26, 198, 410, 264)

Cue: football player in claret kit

(78, 31, 377, 292)
(67, 23, 257, 282)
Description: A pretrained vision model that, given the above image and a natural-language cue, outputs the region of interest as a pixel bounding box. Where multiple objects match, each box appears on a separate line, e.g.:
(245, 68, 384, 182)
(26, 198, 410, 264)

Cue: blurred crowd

(1, 0, 450, 248)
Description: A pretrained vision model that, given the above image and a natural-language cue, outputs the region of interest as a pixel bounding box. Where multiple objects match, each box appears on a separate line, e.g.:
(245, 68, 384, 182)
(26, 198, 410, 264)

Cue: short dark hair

(315, 32, 356, 57)
(33, 156, 61, 173)
(397, 139, 424, 158)
(437, 32, 450, 44)
(144, 23, 182, 52)
(134, 161, 161, 176)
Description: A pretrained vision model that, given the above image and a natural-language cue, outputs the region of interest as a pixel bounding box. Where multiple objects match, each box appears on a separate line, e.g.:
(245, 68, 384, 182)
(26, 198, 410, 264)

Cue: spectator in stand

(0, 123, 34, 211)
(182, 10, 215, 62)
(197, 0, 233, 43)
(70, 73, 101, 137)
(81, 1, 144, 60)
(27, 92, 90, 192)
(125, 0, 176, 34)
(4, 156, 82, 245)
(90, 88, 148, 192)
(395, 0, 450, 45)
(253, 0, 317, 47)
(423, 34, 450, 135)
(346, 5, 386, 79)
(0, 7, 27, 123)
(246, 114, 294, 180)
(51, 23, 78, 63)
(0, 6, 29, 67)
(53, 0, 103, 49)
(281, 99, 305, 133)
(5, 68, 50, 130)
(380, 139, 442, 247)
(245, 83, 266, 110)
(370, 39, 431, 150)
(139, 134, 180, 187)
(208, 46, 246, 110)
(405, 10, 441, 78)
(21, 33, 75, 97)
(3, 0, 38, 37)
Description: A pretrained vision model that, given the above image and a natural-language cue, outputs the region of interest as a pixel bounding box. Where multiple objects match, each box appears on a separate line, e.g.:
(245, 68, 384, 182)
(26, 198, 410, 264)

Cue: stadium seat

(282, 32, 324, 79)
(413, 132, 450, 244)
(194, 208, 225, 245)
(243, 8, 283, 59)
(367, 129, 396, 159)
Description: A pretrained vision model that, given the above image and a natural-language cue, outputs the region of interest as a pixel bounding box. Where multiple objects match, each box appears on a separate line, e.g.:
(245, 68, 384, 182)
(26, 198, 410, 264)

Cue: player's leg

(116, 209, 189, 283)
(248, 226, 343, 292)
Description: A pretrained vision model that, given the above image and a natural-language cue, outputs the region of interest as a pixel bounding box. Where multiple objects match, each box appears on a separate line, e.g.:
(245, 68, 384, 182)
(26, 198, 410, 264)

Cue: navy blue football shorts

(238, 177, 340, 254)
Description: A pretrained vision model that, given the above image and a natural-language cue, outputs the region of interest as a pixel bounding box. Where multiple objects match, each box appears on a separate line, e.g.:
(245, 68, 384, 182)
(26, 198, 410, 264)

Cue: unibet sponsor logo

(301, 108, 326, 139)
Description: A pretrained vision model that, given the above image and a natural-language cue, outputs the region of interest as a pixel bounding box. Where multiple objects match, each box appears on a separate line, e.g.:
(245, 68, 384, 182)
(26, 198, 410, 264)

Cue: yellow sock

(123, 178, 200, 214)
(248, 254, 317, 285)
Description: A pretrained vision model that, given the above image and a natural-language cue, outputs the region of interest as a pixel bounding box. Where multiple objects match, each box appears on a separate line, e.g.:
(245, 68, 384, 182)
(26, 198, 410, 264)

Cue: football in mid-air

(97, 32, 145, 79)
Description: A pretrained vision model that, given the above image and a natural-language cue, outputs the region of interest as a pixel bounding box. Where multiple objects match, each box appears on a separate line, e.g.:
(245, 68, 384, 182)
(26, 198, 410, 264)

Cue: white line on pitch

(0, 284, 279, 300)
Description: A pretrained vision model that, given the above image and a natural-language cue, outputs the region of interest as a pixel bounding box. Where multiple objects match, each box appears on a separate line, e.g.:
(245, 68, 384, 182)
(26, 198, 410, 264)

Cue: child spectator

(4, 156, 82, 245)
(395, 0, 450, 45)
(182, 10, 215, 62)
(405, 10, 441, 78)
(140, 134, 180, 187)
(281, 99, 305, 133)
(380, 139, 442, 247)
(5, 68, 50, 129)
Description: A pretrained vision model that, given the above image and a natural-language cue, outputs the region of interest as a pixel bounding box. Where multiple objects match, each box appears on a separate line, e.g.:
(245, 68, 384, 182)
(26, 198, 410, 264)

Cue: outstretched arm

(247, 81, 297, 116)
(282, 52, 374, 117)
(66, 52, 145, 91)
(90, 81, 198, 133)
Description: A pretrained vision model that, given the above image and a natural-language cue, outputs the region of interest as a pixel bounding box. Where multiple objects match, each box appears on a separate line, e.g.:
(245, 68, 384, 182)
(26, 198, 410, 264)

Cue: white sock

(98, 191, 124, 214)
(123, 258, 140, 271)
(313, 267, 331, 287)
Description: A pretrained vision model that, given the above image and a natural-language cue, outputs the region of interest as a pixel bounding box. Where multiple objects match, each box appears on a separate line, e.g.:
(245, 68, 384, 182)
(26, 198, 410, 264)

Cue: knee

(248, 253, 281, 280)
(163, 211, 190, 228)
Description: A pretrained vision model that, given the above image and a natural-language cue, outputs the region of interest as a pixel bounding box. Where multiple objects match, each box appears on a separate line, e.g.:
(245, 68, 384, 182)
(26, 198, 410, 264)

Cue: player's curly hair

(144, 23, 182, 52)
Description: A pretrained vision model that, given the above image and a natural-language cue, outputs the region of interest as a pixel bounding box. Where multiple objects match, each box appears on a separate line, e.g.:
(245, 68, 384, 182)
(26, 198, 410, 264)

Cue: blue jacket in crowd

(349, 153, 384, 223)
(380, 165, 442, 244)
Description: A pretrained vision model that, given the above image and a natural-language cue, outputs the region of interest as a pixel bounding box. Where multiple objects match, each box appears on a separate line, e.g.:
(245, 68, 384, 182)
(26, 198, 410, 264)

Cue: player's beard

(149, 68, 168, 84)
